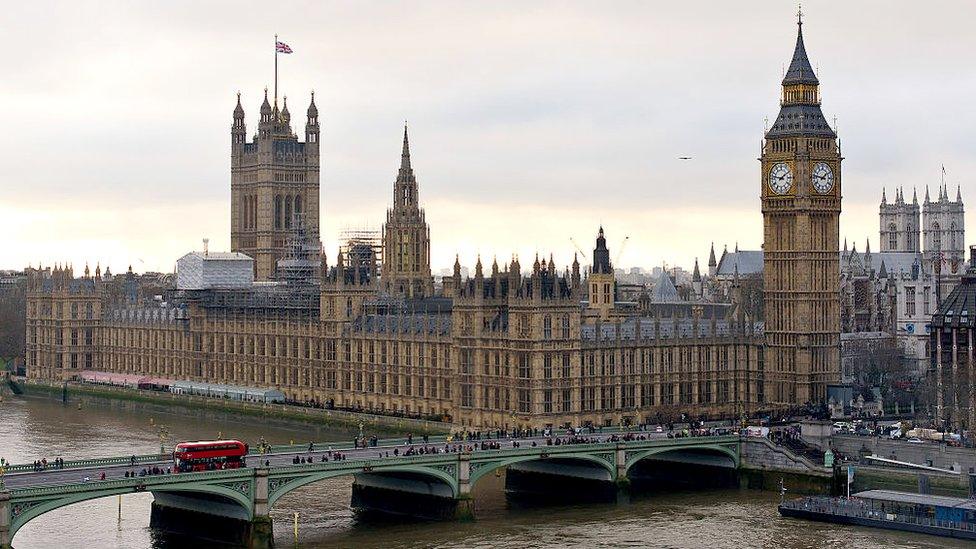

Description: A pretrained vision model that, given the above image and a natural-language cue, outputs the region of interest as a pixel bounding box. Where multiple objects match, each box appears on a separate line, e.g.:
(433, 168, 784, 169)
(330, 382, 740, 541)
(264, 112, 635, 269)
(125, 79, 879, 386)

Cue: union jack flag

(276, 41, 293, 54)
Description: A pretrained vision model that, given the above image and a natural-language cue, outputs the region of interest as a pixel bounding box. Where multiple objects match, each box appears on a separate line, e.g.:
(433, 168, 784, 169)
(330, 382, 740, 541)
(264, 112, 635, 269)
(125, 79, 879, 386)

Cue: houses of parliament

(24, 17, 840, 428)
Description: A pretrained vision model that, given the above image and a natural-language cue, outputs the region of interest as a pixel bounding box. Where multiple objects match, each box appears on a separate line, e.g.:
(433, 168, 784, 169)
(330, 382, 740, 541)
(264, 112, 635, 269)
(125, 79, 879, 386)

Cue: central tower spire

(382, 123, 433, 298)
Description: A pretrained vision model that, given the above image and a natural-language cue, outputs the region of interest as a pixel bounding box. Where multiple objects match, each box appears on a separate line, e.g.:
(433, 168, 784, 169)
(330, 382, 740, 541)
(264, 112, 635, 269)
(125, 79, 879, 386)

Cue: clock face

(812, 162, 834, 194)
(768, 162, 793, 194)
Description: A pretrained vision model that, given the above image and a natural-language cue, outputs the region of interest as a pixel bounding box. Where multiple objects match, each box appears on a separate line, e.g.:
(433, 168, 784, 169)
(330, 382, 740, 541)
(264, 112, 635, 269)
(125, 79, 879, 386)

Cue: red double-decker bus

(173, 440, 249, 472)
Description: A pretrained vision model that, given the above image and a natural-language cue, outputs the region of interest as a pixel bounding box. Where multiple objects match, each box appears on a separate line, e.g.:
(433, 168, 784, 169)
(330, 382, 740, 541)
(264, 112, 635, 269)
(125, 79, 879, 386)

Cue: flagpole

(274, 34, 278, 107)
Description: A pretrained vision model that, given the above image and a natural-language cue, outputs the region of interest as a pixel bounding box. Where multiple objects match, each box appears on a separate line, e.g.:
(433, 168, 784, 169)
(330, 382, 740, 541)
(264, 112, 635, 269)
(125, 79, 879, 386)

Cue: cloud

(2, 1, 974, 272)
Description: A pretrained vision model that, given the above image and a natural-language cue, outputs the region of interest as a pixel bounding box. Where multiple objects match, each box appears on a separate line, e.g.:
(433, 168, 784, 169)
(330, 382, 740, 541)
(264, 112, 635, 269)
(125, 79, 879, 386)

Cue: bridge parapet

(1, 434, 745, 549)
(4, 453, 166, 474)
(5, 468, 256, 544)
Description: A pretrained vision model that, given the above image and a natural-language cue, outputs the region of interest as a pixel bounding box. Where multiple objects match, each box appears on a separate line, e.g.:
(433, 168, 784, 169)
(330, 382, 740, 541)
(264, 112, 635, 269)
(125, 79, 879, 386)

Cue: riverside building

(26, 16, 846, 428)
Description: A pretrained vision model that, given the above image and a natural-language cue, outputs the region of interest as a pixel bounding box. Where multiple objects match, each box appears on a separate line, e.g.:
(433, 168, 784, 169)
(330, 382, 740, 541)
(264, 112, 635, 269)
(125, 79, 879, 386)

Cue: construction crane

(569, 237, 588, 259)
(613, 236, 630, 264)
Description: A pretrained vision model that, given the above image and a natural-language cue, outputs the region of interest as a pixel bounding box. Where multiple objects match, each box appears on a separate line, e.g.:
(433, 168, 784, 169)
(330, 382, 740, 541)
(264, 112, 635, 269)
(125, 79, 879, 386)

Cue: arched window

(294, 195, 302, 217)
(932, 222, 941, 251)
(274, 195, 282, 229)
(543, 315, 552, 339)
(888, 223, 897, 250)
(950, 222, 957, 250)
(284, 196, 293, 229)
(346, 297, 353, 318)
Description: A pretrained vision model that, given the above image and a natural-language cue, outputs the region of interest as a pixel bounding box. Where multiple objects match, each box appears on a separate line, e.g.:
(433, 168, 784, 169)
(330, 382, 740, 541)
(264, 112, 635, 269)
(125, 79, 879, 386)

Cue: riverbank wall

(20, 380, 453, 436)
(739, 437, 839, 495)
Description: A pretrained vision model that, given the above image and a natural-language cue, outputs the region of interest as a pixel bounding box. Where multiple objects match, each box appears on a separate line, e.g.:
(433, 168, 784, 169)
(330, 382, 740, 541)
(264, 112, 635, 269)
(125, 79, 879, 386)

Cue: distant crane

(569, 237, 588, 259)
(613, 236, 630, 264)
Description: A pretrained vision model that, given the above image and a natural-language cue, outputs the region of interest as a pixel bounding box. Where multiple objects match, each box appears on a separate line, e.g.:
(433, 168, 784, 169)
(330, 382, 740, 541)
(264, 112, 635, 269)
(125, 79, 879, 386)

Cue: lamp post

(157, 424, 170, 455)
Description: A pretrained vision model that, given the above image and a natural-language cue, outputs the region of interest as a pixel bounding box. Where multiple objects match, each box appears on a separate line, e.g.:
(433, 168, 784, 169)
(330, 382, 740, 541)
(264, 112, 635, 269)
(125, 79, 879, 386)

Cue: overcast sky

(3, 1, 974, 274)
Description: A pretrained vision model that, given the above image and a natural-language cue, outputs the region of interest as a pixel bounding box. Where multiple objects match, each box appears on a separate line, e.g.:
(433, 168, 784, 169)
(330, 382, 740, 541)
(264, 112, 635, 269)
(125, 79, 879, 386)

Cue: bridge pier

(250, 468, 273, 549)
(456, 453, 474, 521)
(1, 491, 11, 549)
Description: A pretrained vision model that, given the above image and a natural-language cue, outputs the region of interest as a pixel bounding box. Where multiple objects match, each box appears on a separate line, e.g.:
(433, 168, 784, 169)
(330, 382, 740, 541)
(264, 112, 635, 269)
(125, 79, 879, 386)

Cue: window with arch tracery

(932, 222, 941, 250)
(888, 223, 897, 250)
(950, 222, 956, 250)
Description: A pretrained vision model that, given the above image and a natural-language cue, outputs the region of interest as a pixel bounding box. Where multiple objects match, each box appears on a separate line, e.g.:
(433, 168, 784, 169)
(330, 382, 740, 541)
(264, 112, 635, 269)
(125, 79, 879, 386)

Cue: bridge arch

(469, 452, 616, 488)
(267, 464, 459, 509)
(623, 443, 738, 476)
(9, 482, 253, 543)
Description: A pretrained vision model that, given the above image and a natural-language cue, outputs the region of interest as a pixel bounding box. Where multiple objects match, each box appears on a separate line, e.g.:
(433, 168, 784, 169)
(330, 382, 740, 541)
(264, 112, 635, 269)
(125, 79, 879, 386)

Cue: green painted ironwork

(2, 435, 740, 544)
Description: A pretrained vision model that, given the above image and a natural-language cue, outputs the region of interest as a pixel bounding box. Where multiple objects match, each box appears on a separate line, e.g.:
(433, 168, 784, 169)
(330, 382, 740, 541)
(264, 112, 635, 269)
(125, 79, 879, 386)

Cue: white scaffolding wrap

(177, 251, 254, 290)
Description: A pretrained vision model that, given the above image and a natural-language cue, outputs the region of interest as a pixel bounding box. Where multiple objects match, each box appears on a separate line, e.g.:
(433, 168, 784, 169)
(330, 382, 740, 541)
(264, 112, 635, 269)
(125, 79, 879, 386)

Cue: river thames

(0, 394, 968, 549)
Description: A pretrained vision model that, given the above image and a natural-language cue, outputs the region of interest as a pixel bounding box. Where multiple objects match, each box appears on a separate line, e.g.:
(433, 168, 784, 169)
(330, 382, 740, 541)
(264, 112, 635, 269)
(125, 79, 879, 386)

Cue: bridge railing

(4, 427, 722, 475)
(4, 453, 167, 474)
(248, 425, 641, 455)
(9, 466, 253, 498)
(7, 434, 740, 494)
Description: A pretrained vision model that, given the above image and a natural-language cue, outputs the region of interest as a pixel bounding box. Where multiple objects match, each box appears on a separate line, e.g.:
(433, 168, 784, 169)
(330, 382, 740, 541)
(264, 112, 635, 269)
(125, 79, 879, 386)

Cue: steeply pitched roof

(765, 104, 835, 139)
(783, 22, 819, 86)
(650, 273, 679, 302)
(932, 264, 976, 329)
(715, 250, 764, 277)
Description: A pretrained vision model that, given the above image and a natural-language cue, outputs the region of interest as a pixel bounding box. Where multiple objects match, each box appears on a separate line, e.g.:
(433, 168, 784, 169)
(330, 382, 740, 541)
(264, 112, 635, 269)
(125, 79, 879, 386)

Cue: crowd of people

(17, 423, 739, 484)
(29, 457, 65, 471)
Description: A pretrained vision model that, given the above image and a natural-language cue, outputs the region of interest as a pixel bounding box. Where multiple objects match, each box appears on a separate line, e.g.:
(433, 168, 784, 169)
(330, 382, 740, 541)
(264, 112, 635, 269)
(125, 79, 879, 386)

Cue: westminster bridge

(0, 431, 828, 548)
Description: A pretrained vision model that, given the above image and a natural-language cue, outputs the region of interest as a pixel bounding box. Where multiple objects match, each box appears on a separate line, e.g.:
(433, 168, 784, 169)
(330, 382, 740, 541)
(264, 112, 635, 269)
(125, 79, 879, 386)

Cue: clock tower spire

(761, 12, 842, 406)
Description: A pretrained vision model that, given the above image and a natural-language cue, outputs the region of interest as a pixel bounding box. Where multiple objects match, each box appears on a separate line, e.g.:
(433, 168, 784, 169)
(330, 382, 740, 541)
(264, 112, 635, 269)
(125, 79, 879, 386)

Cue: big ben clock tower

(762, 11, 841, 406)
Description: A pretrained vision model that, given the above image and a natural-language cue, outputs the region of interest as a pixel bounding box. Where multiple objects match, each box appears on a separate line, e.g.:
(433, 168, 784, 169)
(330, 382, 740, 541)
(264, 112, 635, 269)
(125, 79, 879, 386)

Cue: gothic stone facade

(231, 91, 321, 281)
(761, 18, 842, 405)
(25, 259, 764, 429)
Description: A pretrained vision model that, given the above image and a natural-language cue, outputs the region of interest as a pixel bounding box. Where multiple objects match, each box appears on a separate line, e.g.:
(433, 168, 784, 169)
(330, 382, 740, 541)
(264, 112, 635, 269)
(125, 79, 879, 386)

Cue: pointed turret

(957, 184, 962, 203)
(260, 88, 272, 116)
(305, 91, 320, 144)
(708, 242, 717, 277)
(881, 188, 887, 204)
(879, 260, 888, 280)
(400, 124, 412, 173)
(281, 95, 291, 125)
(925, 185, 931, 203)
(913, 186, 918, 204)
(782, 12, 819, 86)
(692, 258, 701, 282)
(765, 12, 834, 139)
(232, 92, 247, 149)
(592, 226, 612, 274)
